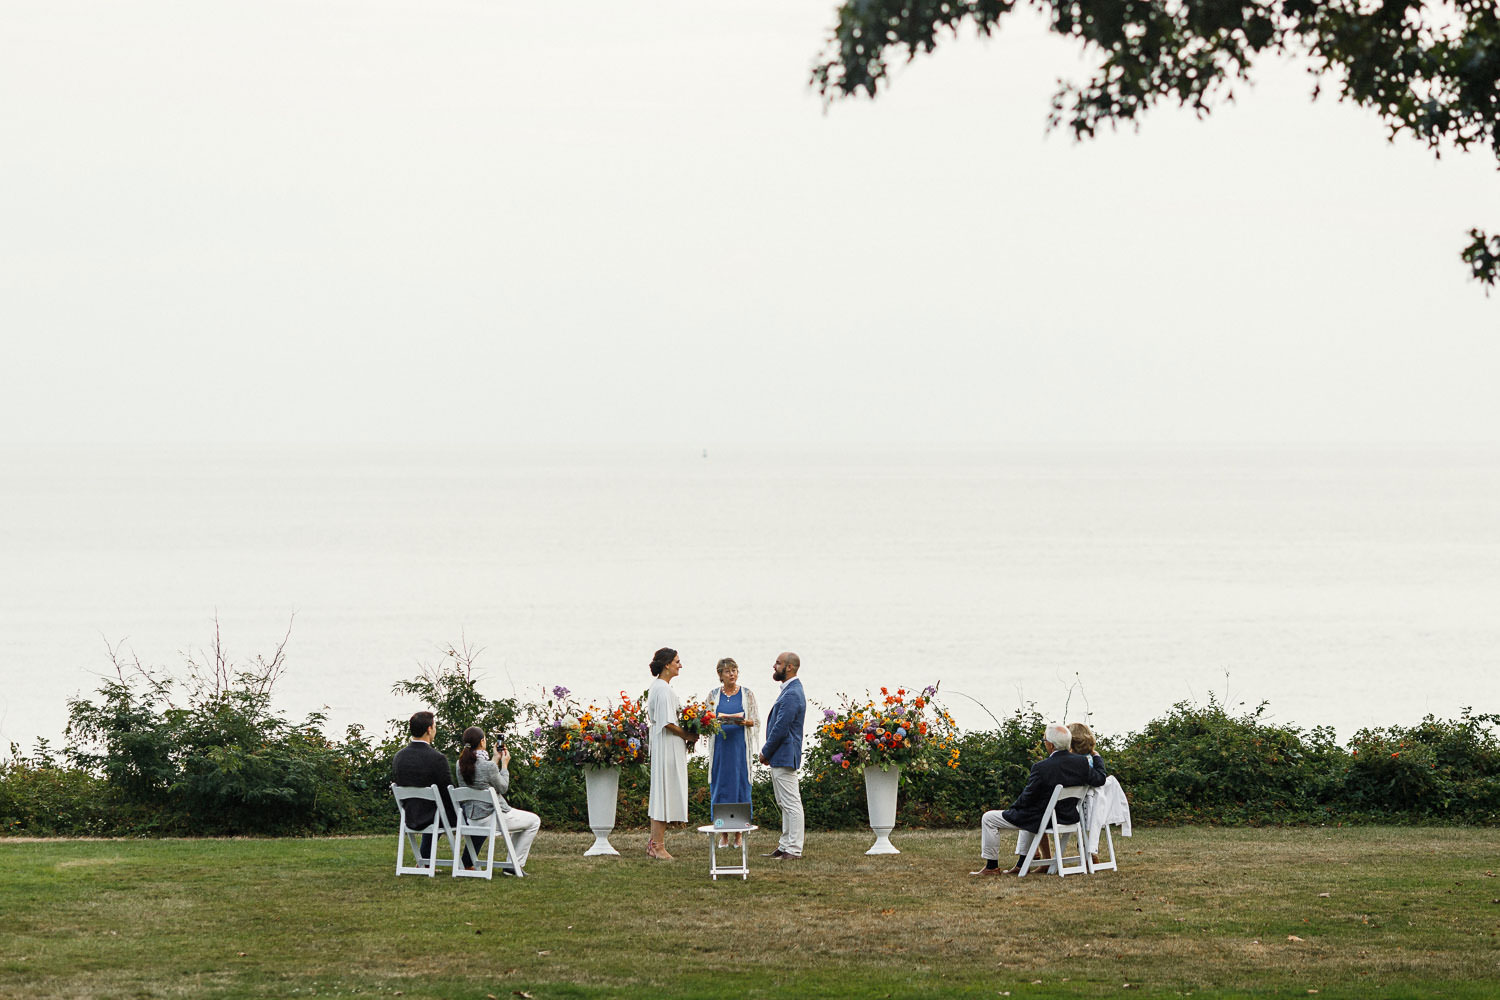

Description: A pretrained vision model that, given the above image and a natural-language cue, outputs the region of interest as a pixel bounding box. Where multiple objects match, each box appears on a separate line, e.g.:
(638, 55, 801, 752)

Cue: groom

(759, 651, 806, 860)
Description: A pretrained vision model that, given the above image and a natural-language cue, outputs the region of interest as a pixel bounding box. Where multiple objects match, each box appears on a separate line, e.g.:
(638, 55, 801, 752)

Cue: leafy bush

(1343, 711, 1500, 822)
(1105, 698, 1345, 824)
(58, 622, 403, 835)
(389, 637, 519, 759)
(0, 741, 114, 836)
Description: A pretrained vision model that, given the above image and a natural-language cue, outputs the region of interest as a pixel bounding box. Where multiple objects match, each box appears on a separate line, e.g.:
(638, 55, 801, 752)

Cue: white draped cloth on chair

(1083, 775, 1131, 853)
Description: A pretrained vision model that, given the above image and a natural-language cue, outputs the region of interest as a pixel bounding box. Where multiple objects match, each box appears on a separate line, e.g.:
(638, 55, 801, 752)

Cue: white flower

(560, 714, 581, 729)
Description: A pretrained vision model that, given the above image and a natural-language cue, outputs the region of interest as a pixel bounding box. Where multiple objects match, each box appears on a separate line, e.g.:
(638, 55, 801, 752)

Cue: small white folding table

(696, 824, 759, 880)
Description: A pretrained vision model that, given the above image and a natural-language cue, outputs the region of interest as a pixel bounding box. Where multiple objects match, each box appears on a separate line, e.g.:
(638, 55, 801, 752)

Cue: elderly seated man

(971, 722, 1108, 876)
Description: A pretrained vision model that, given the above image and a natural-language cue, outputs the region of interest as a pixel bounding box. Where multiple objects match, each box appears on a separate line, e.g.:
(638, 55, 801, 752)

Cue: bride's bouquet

(678, 697, 724, 742)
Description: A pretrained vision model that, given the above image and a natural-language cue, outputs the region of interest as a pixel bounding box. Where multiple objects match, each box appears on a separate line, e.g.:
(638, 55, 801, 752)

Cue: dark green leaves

(813, 1, 1500, 285)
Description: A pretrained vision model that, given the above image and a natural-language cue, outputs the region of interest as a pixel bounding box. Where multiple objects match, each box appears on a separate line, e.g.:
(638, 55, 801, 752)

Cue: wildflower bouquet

(526, 685, 649, 768)
(677, 697, 723, 742)
(810, 684, 961, 775)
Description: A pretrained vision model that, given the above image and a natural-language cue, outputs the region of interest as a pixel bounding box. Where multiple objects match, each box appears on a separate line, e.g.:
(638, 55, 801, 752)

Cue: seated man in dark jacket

(971, 722, 1107, 876)
(391, 711, 473, 868)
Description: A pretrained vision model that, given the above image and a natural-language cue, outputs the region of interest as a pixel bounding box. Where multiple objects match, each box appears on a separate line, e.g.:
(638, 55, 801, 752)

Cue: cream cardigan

(702, 684, 761, 791)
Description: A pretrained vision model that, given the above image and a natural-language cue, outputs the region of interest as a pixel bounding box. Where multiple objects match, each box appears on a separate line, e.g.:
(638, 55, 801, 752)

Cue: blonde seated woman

(1072, 721, 1131, 863)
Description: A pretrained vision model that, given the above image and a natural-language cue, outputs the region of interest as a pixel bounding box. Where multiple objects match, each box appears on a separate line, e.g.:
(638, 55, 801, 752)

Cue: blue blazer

(760, 677, 806, 769)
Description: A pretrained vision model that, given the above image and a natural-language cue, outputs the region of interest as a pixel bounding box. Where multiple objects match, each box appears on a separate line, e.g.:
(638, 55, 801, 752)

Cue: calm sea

(2, 444, 1497, 752)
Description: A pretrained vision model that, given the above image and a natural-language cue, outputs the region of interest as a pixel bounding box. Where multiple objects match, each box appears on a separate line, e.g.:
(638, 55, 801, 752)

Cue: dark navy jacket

(390, 740, 460, 829)
(1001, 750, 1109, 834)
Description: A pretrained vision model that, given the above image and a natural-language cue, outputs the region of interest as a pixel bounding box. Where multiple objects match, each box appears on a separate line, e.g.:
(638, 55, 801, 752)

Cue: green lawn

(2, 827, 1498, 999)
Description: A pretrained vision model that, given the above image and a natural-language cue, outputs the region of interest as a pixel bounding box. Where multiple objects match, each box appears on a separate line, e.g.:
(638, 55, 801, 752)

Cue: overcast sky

(3, 0, 1497, 448)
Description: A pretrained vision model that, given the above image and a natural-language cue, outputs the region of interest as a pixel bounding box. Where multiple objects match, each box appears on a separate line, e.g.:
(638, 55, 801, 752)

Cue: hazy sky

(3, 0, 1497, 447)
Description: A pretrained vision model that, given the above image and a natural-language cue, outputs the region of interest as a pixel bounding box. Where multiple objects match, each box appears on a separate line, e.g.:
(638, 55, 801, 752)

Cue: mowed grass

(2, 827, 1498, 1000)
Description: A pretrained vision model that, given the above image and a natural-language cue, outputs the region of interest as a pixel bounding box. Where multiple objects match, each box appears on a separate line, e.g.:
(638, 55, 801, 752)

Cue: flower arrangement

(810, 684, 960, 774)
(527, 685, 649, 768)
(677, 697, 723, 742)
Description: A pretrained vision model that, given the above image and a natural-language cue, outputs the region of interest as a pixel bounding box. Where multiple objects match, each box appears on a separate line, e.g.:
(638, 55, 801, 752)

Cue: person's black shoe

(762, 849, 788, 858)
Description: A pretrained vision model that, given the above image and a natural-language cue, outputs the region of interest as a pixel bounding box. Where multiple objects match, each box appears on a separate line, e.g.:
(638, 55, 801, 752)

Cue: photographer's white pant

(769, 766, 804, 855)
(469, 808, 541, 869)
(980, 809, 1034, 861)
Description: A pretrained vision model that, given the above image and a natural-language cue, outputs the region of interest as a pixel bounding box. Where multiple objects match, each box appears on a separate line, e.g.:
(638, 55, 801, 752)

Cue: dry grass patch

(1, 827, 1498, 999)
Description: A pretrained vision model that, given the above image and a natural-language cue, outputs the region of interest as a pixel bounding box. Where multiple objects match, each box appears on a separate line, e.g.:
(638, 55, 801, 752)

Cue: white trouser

(770, 766, 805, 855)
(472, 808, 541, 869)
(981, 809, 1033, 861)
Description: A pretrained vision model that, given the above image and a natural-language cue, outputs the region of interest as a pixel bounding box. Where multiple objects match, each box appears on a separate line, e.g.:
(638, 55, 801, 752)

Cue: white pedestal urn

(582, 765, 621, 856)
(863, 763, 902, 855)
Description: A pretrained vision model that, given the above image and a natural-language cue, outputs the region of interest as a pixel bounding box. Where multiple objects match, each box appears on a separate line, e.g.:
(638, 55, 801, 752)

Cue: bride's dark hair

(649, 647, 678, 677)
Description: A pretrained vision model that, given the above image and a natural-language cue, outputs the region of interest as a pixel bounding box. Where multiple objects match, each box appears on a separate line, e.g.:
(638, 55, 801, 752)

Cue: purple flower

(629, 737, 640, 749)
(552, 685, 570, 699)
(823, 708, 837, 720)
(922, 685, 937, 698)
(832, 753, 844, 764)
(531, 727, 545, 738)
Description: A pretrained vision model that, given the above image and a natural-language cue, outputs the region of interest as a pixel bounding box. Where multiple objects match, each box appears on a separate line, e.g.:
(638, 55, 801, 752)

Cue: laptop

(711, 802, 752, 830)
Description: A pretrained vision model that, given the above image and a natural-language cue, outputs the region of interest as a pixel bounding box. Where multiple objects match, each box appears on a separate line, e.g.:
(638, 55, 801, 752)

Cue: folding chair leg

(497, 813, 524, 877)
(1017, 830, 1046, 877)
(1091, 823, 1119, 872)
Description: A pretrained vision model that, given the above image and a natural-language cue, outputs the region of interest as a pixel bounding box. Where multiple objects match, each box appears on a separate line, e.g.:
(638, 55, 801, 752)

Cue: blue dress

(709, 689, 752, 815)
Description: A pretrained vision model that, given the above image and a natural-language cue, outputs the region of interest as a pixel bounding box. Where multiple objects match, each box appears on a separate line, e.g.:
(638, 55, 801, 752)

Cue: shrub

(388, 636, 519, 759)
(0, 741, 114, 836)
(61, 620, 405, 835)
(1343, 711, 1500, 822)
(1106, 698, 1344, 824)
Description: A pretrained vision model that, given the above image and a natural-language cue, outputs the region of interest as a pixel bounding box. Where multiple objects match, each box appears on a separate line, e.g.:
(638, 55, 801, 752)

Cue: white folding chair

(448, 785, 524, 879)
(1018, 784, 1090, 877)
(391, 783, 455, 877)
(1081, 787, 1119, 873)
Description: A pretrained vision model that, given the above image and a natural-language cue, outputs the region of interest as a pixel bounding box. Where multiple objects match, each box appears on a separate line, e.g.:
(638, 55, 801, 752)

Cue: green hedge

(4, 652, 1498, 837)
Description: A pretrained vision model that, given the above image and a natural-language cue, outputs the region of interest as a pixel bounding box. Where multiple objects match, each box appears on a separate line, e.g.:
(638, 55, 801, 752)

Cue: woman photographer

(455, 726, 542, 871)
